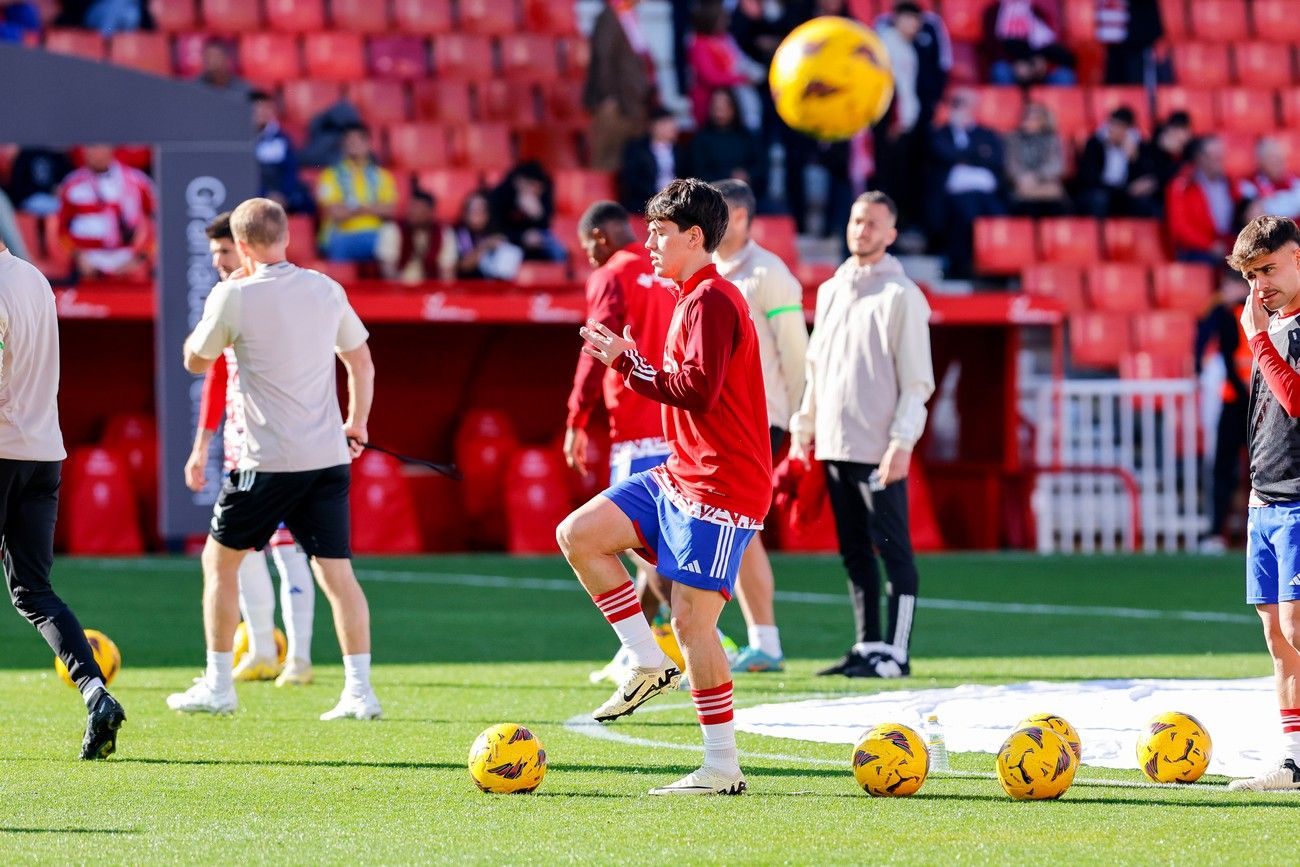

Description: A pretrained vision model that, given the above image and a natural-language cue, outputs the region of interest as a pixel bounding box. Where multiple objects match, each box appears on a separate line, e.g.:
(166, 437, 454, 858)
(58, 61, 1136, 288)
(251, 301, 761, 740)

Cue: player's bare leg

(558, 497, 678, 721)
(1231, 601, 1300, 791)
(650, 582, 745, 795)
(732, 536, 784, 672)
(167, 538, 246, 714)
(312, 557, 381, 720)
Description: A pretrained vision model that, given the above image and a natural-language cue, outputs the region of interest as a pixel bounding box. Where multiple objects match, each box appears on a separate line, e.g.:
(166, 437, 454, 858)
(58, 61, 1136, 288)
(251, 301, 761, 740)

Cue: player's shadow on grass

(914, 791, 1300, 808)
(119, 757, 469, 771)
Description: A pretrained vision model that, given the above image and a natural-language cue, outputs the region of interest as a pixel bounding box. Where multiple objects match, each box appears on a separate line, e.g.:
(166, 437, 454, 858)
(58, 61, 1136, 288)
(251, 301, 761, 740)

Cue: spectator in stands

(314, 123, 397, 263)
(618, 108, 682, 214)
(1166, 135, 1243, 265)
(8, 147, 72, 216)
(0, 2, 40, 42)
(929, 89, 1005, 279)
(195, 38, 249, 96)
(57, 144, 155, 280)
(376, 191, 456, 284)
(1195, 277, 1250, 553)
(1241, 138, 1300, 220)
(453, 191, 522, 281)
(250, 91, 311, 215)
(487, 162, 566, 263)
(1077, 107, 1159, 219)
(299, 99, 364, 169)
(1004, 102, 1069, 217)
(1097, 0, 1162, 85)
(688, 89, 765, 193)
(874, 2, 927, 231)
(586, 0, 656, 172)
(1148, 110, 1192, 203)
(981, 0, 1076, 86)
(687, 1, 762, 132)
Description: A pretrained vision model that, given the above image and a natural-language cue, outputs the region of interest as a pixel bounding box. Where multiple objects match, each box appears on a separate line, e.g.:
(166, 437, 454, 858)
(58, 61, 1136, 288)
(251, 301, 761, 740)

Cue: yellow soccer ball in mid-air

(996, 726, 1078, 800)
(232, 621, 287, 667)
(468, 723, 548, 794)
(1137, 711, 1212, 783)
(55, 628, 120, 687)
(852, 731, 928, 797)
(1017, 713, 1082, 762)
(769, 15, 895, 141)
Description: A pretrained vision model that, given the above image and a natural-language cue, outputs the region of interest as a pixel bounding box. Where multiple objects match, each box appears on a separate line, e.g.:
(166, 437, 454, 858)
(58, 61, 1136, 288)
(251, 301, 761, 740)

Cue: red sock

(1282, 708, 1300, 761)
(691, 681, 738, 772)
(592, 581, 643, 624)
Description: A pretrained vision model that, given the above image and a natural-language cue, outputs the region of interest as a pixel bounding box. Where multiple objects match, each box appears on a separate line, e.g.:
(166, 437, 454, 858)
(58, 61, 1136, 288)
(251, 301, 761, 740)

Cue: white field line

(85, 559, 1256, 624)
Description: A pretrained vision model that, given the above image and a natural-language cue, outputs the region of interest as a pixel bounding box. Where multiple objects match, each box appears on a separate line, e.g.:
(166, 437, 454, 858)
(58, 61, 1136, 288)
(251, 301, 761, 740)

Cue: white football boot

(1228, 759, 1300, 792)
(588, 647, 634, 685)
(275, 658, 314, 686)
(320, 690, 383, 721)
(592, 661, 680, 723)
(166, 678, 237, 714)
(649, 766, 747, 796)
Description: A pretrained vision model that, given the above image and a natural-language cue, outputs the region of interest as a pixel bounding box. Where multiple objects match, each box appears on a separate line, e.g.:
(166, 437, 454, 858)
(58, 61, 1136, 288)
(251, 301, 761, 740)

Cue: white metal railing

(1031, 379, 1202, 553)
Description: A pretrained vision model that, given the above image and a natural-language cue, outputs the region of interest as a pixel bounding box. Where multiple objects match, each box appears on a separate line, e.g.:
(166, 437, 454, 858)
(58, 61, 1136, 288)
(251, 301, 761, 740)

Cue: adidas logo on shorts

(682, 560, 702, 574)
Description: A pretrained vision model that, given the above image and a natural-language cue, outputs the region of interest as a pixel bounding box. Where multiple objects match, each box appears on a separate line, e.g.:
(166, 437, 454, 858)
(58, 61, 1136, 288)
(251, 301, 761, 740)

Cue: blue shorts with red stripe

(603, 469, 756, 598)
(1246, 502, 1300, 604)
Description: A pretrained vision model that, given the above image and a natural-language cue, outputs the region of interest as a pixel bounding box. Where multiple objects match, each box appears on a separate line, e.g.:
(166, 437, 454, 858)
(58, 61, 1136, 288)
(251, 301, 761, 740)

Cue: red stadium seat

(1089, 86, 1151, 133)
(1233, 42, 1295, 88)
(514, 262, 570, 286)
(281, 80, 344, 129)
(1027, 86, 1090, 144)
(108, 32, 172, 75)
(1154, 87, 1216, 134)
(1152, 262, 1215, 312)
(504, 447, 570, 554)
(517, 128, 581, 169)
(330, 0, 391, 33)
(418, 169, 484, 223)
(1070, 312, 1131, 369)
(265, 0, 324, 31)
(500, 34, 560, 83)
(303, 32, 365, 82)
(386, 123, 451, 171)
(559, 36, 589, 75)
(405, 471, 467, 551)
(1252, 0, 1300, 42)
(477, 79, 537, 126)
(454, 409, 519, 534)
(63, 447, 143, 555)
(523, 0, 578, 35)
(350, 451, 422, 554)
(1061, 0, 1096, 43)
(1189, 0, 1249, 41)
(939, 0, 989, 42)
(1104, 219, 1167, 263)
(1217, 87, 1279, 135)
(972, 87, 1024, 133)
(411, 79, 472, 124)
(458, 0, 519, 35)
(449, 124, 514, 171)
(1170, 43, 1232, 88)
(1119, 351, 1193, 380)
(750, 215, 800, 270)
(1158, 0, 1189, 41)
(172, 32, 210, 77)
(1038, 217, 1101, 266)
(1279, 90, 1300, 128)
(347, 80, 410, 127)
(1086, 263, 1151, 312)
(1020, 264, 1087, 311)
(542, 81, 587, 127)
(1220, 131, 1257, 179)
(554, 169, 617, 218)
(44, 29, 104, 62)
(239, 33, 301, 83)
(201, 0, 262, 31)
(101, 412, 157, 544)
(974, 217, 1036, 275)
(433, 34, 496, 80)
(947, 40, 980, 86)
(153, 0, 197, 31)
(1131, 310, 1194, 357)
(393, 0, 453, 33)
(367, 35, 430, 80)
(286, 214, 318, 262)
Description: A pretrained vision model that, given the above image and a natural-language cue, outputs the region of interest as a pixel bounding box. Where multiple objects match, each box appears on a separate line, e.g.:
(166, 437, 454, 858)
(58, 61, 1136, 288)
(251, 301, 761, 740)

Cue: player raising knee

(1226, 216, 1300, 792)
(558, 179, 772, 795)
(185, 212, 315, 686)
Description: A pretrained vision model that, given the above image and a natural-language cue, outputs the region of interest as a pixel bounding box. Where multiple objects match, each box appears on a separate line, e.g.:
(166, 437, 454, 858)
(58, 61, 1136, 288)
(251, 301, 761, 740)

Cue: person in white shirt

(168, 198, 381, 721)
(713, 180, 808, 672)
(791, 191, 934, 679)
(0, 240, 126, 758)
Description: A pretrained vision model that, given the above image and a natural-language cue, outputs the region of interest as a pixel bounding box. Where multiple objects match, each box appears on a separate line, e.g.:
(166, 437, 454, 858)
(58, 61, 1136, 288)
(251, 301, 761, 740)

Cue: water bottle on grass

(924, 714, 950, 772)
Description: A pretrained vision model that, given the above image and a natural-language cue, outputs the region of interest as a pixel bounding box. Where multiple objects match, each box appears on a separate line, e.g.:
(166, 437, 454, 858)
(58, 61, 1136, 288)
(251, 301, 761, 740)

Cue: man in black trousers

(0, 238, 125, 758)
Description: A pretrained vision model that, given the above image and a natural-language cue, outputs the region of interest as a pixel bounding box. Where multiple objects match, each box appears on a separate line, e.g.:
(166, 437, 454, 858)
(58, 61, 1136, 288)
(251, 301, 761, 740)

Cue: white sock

(1282, 708, 1300, 762)
(271, 540, 314, 663)
(80, 677, 105, 707)
(692, 682, 740, 774)
(593, 581, 667, 669)
(207, 650, 233, 691)
(237, 553, 276, 661)
(747, 624, 783, 659)
(343, 653, 372, 695)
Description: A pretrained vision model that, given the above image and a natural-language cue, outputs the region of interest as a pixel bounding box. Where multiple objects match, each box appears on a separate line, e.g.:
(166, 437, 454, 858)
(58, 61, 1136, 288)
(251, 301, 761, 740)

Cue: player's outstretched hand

(184, 449, 206, 492)
(344, 421, 368, 459)
(563, 426, 589, 477)
(1241, 288, 1270, 340)
(580, 320, 635, 368)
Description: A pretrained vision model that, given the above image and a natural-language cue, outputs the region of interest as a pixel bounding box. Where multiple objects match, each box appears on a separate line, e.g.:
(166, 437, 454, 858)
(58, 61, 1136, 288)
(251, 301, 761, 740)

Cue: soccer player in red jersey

(558, 180, 771, 795)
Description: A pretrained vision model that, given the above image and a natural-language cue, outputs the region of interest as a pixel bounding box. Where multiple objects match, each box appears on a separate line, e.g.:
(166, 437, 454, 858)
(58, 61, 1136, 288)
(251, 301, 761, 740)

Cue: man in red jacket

(1166, 135, 1243, 265)
(558, 179, 771, 795)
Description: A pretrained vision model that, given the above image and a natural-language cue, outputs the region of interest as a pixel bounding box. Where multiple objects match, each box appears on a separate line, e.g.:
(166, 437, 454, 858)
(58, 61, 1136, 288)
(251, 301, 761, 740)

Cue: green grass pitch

(2, 552, 1299, 864)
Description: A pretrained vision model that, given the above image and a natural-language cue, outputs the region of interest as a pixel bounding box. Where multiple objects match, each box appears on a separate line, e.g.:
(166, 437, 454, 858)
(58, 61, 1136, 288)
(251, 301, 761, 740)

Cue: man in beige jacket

(714, 180, 808, 673)
(790, 191, 934, 679)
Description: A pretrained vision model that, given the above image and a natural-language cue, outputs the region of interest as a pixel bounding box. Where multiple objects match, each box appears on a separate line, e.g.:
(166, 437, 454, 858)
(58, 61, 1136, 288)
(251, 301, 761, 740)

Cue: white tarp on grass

(734, 678, 1280, 778)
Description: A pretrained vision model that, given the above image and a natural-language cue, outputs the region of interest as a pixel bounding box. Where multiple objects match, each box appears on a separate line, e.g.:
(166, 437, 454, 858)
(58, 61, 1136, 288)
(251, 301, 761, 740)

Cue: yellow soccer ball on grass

(232, 620, 287, 667)
(852, 728, 928, 797)
(996, 726, 1078, 800)
(769, 16, 895, 141)
(1017, 713, 1082, 761)
(1136, 711, 1212, 783)
(55, 628, 120, 687)
(468, 723, 548, 794)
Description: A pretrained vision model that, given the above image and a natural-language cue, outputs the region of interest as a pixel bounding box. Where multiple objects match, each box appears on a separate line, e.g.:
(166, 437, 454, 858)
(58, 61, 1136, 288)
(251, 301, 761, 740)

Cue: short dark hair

(893, 1, 923, 15)
(342, 122, 370, 137)
(1109, 106, 1136, 126)
(713, 179, 756, 225)
(205, 211, 233, 241)
(248, 89, 272, 104)
(645, 179, 730, 253)
(1163, 110, 1191, 130)
(1228, 215, 1300, 273)
(578, 200, 629, 238)
(411, 190, 435, 207)
(852, 190, 898, 220)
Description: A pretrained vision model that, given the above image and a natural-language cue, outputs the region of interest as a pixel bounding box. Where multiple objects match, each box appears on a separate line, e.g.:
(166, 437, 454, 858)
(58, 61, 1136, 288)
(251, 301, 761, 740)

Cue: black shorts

(211, 464, 351, 559)
(769, 426, 789, 459)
